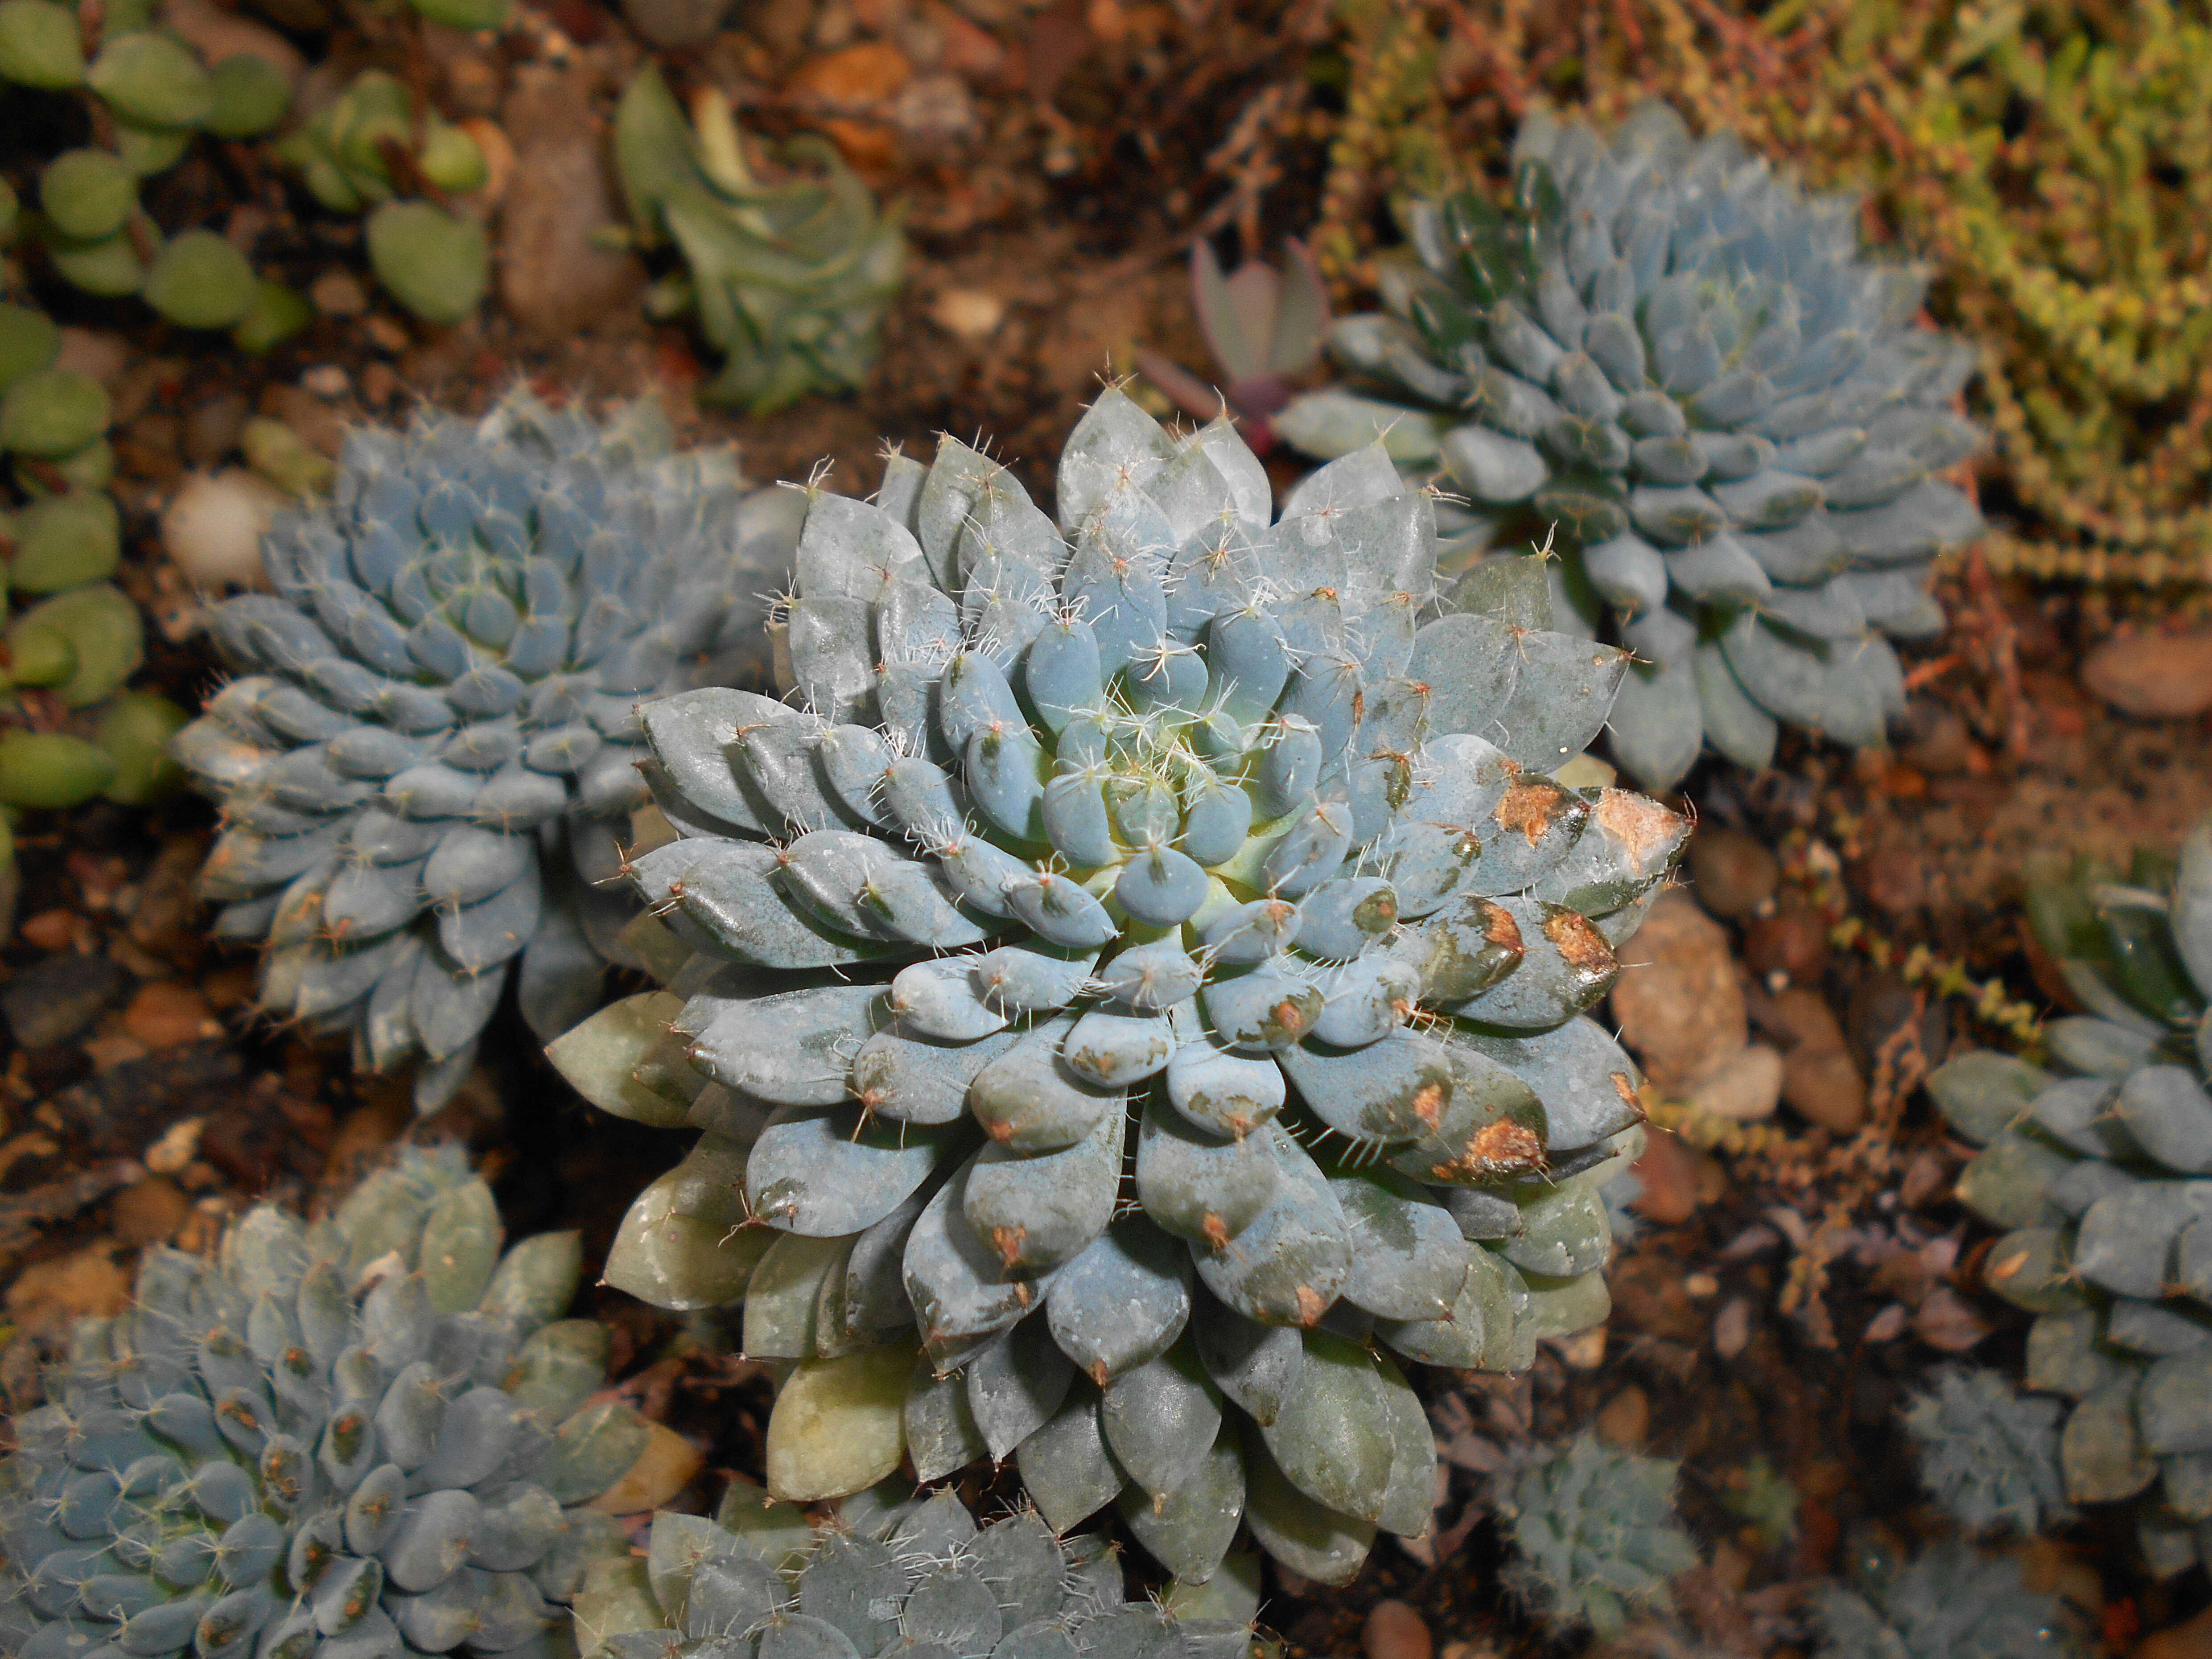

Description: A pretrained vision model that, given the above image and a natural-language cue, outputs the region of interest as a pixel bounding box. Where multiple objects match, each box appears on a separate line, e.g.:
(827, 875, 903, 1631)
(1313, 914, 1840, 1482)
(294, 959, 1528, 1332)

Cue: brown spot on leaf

(1412, 1079, 1447, 1129)
(991, 1224, 1027, 1270)
(1427, 1117, 1546, 1183)
(1495, 781, 1567, 847)
(984, 1118, 1014, 1144)
(1091, 1360, 1110, 1387)
(1610, 1070, 1642, 1111)
(1482, 901, 1521, 950)
(1594, 788, 1688, 869)
(1295, 1285, 1326, 1326)
(1202, 1213, 1230, 1250)
(1543, 909, 1615, 974)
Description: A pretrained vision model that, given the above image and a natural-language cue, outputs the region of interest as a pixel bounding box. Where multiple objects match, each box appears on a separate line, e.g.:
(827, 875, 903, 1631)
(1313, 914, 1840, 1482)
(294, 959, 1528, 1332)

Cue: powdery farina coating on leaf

(1276, 100, 1986, 794)
(172, 388, 806, 1111)
(1927, 812, 2212, 1579)
(553, 388, 1687, 1589)
(0, 1145, 640, 1659)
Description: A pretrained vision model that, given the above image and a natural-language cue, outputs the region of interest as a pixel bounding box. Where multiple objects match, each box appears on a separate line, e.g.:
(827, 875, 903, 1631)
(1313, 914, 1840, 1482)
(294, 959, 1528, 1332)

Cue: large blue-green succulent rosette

(552, 388, 1684, 1589)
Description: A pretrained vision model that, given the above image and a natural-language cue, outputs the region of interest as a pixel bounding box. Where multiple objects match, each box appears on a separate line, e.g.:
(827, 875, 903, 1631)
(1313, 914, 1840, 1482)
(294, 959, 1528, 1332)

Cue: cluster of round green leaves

(0, 248, 186, 847)
(270, 70, 494, 327)
(0, 0, 306, 346)
(1928, 813, 2212, 1580)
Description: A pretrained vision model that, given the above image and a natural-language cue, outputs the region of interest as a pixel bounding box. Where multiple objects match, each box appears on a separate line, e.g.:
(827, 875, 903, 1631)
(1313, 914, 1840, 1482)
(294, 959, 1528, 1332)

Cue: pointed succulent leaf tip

(596, 388, 1681, 1585)
(1927, 811, 2212, 1560)
(0, 1145, 634, 1659)
(175, 388, 803, 1114)
(1284, 98, 1987, 793)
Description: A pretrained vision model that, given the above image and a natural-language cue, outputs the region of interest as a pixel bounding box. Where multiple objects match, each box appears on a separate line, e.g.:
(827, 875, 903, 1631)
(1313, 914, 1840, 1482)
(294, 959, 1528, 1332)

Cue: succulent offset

(1813, 1537, 2086, 1659)
(173, 389, 805, 1111)
(1277, 101, 1986, 792)
(271, 70, 493, 327)
(613, 66, 906, 414)
(552, 388, 1679, 1586)
(1134, 239, 1331, 455)
(1901, 1367, 2070, 1537)
(1927, 811, 2212, 1576)
(574, 1480, 1260, 1659)
(1502, 1435, 1698, 1638)
(1, 0, 298, 342)
(0, 1144, 642, 1659)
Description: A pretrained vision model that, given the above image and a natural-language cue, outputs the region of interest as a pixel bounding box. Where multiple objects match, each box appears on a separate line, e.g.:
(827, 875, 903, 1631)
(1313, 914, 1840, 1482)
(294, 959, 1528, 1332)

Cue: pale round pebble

(1683, 1042, 1784, 1122)
(161, 468, 284, 589)
(1362, 1600, 1432, 1659)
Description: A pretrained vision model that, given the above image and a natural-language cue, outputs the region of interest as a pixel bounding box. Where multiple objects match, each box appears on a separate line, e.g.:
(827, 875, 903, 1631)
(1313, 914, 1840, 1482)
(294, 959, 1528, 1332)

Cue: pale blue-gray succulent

(551, 388, 1679, 1589)
(1926, 812, 2212, 1579)
(1503, 1434, 1698, 1638)
(1902, 1367, 2071, 1537)
(1277, 101, 1985, 794)
(574, 1481, 1260, 1659)
(0, 1144, 639, 1659)
(173, 389, 804, 1110)
(1814, 1537, 2086, 1659)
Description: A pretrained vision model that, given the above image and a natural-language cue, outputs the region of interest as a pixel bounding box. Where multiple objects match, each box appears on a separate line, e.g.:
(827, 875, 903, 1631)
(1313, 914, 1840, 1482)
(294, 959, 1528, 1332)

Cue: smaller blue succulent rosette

(1278, 101, 1988, 793)
(172, 390, 804, 1110)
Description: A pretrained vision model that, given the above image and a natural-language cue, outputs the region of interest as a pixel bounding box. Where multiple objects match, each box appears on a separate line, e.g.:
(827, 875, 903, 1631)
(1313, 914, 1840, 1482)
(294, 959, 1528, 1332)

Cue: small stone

(1741, 897, 1829, 987)
(1686, 827, 1778, 919)
(55, 327, 131, 387)
(1362, 1600, 1431, 1659)
(161, 0, 304, 77)
(183, 392, 251, 466)
(4, 1245, 132, 1341)
(1768, 985, 1845, 1052)
(123, 981, 218, 1048)
(18, 908, 91, 952)
(1713, 1295, 1752, 1359)
(1862, 1304, 1908, 1343)
(1782, 1043, 1866, 1132)
(161, 468, 286, 588)
(1627, 1127, 1704, 1224)
(1, 952, 128, 1048)
(111, 1176, 190, 1245)
(2135, 1598, 2212, 1659)
(788, 40, 912, 108)
(1683, 1043, 1784, 1122)
(144, 1116, 205, 1176)
(364, 315, 412, 355)
(1550, 1326, 1606, 1369)
(930, 287, 1005, 341)
(309, 269, 369, 317)
(301, 363, 351, 398)
(1608, 890, 1749, 1091)
(1912, 1285, 1993, 1353)
(1684, 1272, 1718, 1297)
(1594, 1385, 1651, 1451)
(498, 65, 646, 335)
(2080, 629, 2212, 718)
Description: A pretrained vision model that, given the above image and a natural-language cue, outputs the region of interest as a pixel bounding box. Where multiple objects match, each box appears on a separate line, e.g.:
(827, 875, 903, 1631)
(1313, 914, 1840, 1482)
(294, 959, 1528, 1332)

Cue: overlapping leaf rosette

(1277, 102, 1986, 793)
(173, 390, 806, 1111)
(1927, 813, 2212, 1577)
(576, 1481, 1260, 1659)
(0, 1145, 645, 1659)
(554, 389, 1677, 1588)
